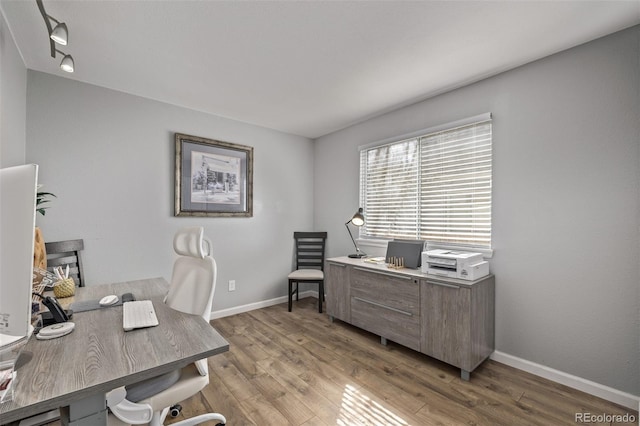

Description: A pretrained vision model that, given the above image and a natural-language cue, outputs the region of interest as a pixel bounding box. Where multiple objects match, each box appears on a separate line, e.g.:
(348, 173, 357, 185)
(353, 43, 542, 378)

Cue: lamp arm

(345, 221, 361, 254)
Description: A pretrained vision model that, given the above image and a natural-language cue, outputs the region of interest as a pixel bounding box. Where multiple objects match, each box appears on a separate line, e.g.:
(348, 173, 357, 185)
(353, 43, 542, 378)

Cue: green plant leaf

(35, 190, 56, 216)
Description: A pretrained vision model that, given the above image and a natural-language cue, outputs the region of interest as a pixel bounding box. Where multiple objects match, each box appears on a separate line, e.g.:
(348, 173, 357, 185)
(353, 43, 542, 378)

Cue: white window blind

(419, 121, 492, 246)
(360, 138, 419, 239)
(359, 117, 492, 248)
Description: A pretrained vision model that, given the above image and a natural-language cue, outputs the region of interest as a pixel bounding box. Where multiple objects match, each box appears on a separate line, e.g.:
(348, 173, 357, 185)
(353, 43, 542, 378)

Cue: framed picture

(175, 133, 253, 217)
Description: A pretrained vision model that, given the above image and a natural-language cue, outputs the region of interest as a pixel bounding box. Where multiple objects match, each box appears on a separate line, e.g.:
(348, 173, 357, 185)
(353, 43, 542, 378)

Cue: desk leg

(60, 392, 107, 426)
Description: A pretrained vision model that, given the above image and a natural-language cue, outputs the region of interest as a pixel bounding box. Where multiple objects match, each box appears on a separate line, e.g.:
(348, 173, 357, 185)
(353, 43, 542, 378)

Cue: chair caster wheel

(169, 404, 182, 418)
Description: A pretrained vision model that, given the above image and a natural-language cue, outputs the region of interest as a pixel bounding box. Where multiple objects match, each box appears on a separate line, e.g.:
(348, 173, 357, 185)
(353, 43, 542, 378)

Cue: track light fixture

(36, 0, 75, 73)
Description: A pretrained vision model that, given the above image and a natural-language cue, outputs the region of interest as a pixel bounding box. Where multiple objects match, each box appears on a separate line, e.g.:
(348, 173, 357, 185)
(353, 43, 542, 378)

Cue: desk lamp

(345, 208, 366, 258)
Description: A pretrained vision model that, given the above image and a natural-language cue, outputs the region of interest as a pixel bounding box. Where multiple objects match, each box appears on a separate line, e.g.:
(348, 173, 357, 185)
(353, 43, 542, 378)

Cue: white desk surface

(0, 277, 229, 425)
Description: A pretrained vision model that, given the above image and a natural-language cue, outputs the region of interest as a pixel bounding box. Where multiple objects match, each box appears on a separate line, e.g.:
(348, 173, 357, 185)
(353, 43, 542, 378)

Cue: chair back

(165, 227, 216, 323)
(294, 232, 327, 271)
(45, 239, 85, 287)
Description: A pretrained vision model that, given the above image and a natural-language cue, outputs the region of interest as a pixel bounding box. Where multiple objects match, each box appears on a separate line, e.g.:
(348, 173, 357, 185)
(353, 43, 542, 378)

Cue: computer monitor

(385, 239, 425, 269)
(0, 164, 38, 348)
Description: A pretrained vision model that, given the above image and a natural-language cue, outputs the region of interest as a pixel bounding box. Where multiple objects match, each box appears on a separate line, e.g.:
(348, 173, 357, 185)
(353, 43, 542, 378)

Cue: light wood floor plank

(256, 358, 344, 426)
(239, 393, 290, 425)
(208, 353, 262, 402)
(249, 373, 315, 425)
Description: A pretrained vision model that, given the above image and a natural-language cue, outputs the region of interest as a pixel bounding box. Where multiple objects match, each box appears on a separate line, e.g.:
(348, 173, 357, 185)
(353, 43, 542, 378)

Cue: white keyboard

(123, 300, 159, 331)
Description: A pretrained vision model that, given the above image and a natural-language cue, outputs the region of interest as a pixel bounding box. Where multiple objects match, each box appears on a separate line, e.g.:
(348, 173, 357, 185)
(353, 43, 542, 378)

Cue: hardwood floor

(167, 297, 636, 426)
(40, 297, 637, 426)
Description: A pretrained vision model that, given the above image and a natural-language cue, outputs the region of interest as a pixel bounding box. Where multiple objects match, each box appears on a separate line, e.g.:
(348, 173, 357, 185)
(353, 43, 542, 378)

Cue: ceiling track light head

(55, 49, 75, 73)
(50, 22, 68, 46)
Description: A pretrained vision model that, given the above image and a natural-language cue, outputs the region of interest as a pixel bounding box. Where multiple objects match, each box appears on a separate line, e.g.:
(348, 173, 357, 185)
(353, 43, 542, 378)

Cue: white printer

(422, 249, 489, 280)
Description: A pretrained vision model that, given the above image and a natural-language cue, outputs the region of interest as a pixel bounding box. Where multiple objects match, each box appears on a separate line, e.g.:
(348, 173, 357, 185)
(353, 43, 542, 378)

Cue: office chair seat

(124, 370, 181, 403)
(108, 361, 222, 426)
(135, 364, 208, 416)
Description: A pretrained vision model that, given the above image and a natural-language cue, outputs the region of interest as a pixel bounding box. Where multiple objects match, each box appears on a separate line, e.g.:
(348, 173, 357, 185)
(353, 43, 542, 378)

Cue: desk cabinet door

(420, 279, 471, 370)
(325, 261, 350, 322)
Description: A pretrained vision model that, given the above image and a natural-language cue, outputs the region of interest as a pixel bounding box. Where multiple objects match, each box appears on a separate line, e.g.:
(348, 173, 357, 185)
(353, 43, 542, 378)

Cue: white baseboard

(211, 297, 638, 411)
(491, 351, 639, 411)
(210, 291, 317, 320)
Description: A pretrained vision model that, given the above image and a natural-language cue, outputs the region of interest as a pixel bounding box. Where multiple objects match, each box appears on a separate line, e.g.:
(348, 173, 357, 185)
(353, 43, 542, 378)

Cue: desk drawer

(350, 266, 420, 350)
(351, 296, 420, 350)
(351, 266, 419, 314)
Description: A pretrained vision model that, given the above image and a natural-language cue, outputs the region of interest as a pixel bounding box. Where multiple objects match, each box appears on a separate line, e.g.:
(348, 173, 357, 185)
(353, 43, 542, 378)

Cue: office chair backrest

(165, 227, 216, 323)
(294, 231, 327, 271)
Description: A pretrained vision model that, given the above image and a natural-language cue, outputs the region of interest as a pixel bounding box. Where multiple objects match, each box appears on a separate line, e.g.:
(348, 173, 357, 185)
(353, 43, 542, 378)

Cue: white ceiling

(2, 1, 639, 139)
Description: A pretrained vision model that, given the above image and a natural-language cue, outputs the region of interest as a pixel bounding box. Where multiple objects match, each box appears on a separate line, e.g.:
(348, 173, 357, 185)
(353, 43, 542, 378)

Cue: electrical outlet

(228, 280, 236, 292)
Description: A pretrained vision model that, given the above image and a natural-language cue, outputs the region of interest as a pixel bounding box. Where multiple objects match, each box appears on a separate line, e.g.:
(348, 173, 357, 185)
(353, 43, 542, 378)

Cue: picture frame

(175, 133, 253, 217)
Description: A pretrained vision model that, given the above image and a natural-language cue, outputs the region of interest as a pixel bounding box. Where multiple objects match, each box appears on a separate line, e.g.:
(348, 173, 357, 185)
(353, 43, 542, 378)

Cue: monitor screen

(0, 164, 38, 348)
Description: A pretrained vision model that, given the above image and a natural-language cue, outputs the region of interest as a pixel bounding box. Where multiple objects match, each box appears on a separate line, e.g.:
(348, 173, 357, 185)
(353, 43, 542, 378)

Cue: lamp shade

(60, 54, 74, 73)
(50, 22, 68, 45)
(351, 208, 365, 226)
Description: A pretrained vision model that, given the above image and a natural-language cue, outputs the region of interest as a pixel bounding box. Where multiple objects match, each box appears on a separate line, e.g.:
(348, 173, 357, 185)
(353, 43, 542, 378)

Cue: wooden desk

(0, 277, 229, 425)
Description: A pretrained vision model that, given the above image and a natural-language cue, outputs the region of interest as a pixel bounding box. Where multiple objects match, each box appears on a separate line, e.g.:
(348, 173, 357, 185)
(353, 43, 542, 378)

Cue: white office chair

(106, 227, 226, 426)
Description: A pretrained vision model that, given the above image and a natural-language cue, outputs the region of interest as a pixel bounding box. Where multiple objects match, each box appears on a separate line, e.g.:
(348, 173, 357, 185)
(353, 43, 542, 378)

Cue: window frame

(358, 113, 493, 254)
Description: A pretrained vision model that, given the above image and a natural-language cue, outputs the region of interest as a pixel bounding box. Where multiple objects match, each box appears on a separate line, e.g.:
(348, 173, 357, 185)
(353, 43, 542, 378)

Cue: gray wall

(26, 71, 314, 311)
(0, 9, 27, 167)
(315, 26, 640, 395)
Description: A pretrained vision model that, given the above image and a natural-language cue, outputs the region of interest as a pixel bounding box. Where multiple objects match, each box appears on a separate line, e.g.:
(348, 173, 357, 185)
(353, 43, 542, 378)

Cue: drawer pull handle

(329, 263, 347, 268)
(353, 297, 413, 316)
(427, 281, 460, 289)
(353, 267, 412, 280)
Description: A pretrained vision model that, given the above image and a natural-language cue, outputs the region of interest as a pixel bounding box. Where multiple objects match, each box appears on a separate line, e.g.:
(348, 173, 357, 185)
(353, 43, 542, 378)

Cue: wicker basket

(53, 277, 75, 298)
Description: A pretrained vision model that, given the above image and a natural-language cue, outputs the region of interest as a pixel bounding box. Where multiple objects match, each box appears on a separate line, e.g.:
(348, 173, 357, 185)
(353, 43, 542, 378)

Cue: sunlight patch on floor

(337, 384, 409, 426)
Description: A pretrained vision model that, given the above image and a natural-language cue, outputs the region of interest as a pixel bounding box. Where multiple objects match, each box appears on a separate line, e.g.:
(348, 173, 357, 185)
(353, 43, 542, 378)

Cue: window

(359, 115, 492, 248)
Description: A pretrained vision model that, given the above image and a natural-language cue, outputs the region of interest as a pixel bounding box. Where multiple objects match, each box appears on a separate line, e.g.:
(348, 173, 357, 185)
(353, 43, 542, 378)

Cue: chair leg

(288, 280, 293, 312)
(169, 412, 226, 426)
(150, 408, 166, 426)
(318, 281, 324, 313)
